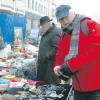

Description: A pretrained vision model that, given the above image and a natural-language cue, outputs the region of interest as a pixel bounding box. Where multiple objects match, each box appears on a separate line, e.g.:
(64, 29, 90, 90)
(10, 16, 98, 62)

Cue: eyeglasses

(59, 17, 65, 21)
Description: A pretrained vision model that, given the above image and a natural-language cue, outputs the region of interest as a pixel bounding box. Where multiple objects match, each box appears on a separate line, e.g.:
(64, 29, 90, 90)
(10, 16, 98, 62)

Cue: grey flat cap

(56, 5, 71, 20)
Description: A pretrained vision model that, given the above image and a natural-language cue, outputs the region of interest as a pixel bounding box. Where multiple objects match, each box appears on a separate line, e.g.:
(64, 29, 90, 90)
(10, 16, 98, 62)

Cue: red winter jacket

(54, 18, 100, 92)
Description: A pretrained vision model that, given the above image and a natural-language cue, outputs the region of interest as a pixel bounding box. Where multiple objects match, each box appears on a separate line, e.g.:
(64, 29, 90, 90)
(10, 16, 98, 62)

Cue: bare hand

(54, 65, 63, 76)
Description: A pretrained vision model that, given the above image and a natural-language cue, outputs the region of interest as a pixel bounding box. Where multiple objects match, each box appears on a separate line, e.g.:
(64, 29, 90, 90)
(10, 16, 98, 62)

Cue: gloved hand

(54, 63, 73, 81)
(60, 63, 73, 77)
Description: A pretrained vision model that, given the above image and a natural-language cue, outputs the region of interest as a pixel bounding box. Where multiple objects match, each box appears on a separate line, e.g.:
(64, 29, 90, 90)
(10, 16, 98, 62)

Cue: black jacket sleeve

(47, 33, 60, 59)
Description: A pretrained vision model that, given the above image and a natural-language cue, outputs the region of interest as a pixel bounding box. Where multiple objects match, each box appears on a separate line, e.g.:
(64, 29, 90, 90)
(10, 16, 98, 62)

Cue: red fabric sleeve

(54, 41, 64, 67)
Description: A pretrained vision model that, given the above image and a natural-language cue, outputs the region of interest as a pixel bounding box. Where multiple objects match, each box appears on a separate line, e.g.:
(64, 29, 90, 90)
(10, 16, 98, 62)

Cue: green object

(81, 19, 90, 36)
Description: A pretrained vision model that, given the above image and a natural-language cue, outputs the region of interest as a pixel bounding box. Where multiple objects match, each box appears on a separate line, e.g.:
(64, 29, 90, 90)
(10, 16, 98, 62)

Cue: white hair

(48, 21, 52, 25)
(69, 8, 75, 15)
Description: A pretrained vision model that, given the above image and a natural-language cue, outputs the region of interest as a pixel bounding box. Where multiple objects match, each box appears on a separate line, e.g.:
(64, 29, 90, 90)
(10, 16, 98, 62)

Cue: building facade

(0, 0, 26, 45)
(0, 0, 58, 44)
(25, 0, 56, 33)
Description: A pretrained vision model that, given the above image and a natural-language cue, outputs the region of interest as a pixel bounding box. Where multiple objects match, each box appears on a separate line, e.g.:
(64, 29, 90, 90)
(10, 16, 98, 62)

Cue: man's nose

(59, 20, 65, 25)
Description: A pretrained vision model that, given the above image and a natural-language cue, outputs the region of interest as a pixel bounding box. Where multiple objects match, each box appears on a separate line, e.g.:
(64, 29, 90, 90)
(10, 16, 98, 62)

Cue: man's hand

(54, 65, 70, 81)
(54, 65, 63, 76)
(54, 63, 74, 81)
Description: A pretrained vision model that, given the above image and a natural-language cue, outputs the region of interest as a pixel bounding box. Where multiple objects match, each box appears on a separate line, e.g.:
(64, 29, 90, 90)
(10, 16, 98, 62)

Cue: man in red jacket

(54, 5, 100, 100)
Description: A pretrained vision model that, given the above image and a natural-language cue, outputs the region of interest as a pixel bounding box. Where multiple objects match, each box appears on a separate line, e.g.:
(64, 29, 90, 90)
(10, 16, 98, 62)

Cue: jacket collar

(42, 26, 54, 36)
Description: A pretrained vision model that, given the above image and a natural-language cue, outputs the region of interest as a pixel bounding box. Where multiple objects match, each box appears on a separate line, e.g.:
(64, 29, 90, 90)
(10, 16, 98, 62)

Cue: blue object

(24, 70, 37, 80)
(56, 5, 71, 20)
(0, 13, 26, 45)
(0, 78, 10, 84)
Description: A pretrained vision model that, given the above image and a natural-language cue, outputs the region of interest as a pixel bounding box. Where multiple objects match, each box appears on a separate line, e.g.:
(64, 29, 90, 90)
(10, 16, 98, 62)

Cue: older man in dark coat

(37, 16, 60, 84)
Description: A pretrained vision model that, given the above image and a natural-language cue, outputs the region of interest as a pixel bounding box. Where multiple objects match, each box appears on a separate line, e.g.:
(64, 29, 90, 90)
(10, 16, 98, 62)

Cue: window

(28, 0, 32, 8)
(35, 2, 38, 11)
(44, 7, 45, 15)
(45, 8, 47, 15)
(41, 5, 43, 13)
(38, 3, 41, 13)
(32, 0, 34, 10)
(46, 8, 48, 15)
(28, 0, 30, 8)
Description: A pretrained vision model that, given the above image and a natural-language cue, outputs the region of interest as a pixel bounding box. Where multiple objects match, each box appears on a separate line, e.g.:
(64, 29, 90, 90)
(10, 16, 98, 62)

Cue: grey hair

(47, 21, 53, 27)
(69, 8, 75, 15)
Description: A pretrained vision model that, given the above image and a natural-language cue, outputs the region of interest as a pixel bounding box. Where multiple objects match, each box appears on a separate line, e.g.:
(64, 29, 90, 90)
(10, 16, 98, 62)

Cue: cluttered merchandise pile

(0, 44, 72, 100)
(0, 82, 72, 100)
